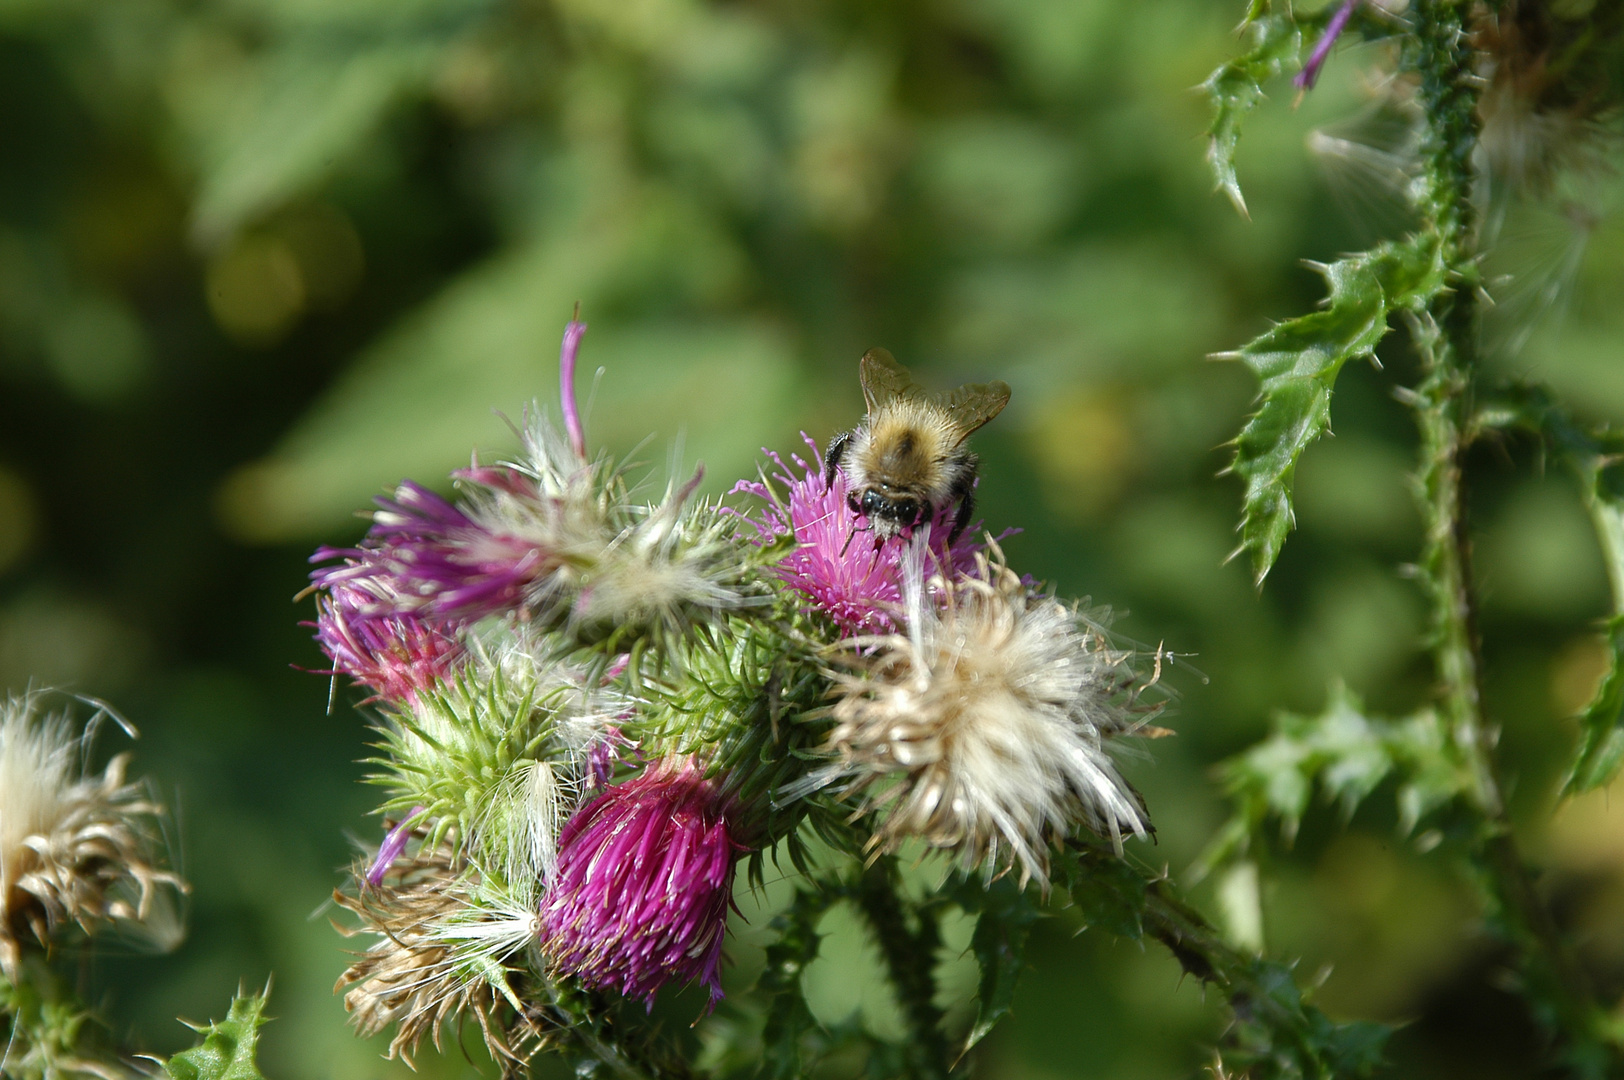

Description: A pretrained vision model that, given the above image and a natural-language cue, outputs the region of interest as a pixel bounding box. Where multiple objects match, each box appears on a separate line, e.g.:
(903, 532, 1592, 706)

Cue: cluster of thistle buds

(308, 317, 1163, 1066)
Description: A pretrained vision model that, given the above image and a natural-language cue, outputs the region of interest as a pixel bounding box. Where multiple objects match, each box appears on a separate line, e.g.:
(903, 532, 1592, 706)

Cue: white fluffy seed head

(825, 547, 1154, 886)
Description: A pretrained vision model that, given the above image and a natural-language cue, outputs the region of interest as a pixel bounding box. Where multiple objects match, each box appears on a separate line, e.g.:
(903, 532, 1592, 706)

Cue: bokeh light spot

(206, 234, 306, 344)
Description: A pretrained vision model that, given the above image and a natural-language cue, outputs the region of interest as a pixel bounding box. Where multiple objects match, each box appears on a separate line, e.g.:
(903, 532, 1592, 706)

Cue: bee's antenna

(840, 523, 860, 556)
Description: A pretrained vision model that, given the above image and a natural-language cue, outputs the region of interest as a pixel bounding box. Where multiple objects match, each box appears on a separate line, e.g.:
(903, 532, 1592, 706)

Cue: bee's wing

(859, 347, 923, 411)
(938, 381, 1011, 443)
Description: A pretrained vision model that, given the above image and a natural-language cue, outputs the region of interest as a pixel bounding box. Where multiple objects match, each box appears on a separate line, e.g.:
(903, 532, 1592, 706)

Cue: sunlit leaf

(164, 990, 270, 1080)
(1222, 232, 1447, 583)
(189, 42, 444, 243)
(1194, 681, 1472, 879)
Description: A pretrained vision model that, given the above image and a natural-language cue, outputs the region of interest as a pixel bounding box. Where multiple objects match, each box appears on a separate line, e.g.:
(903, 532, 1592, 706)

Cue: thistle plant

(283, 6, 1624, 1076)
(302, 305, 1417, 1077)
(1200, 0, 1624, 1075)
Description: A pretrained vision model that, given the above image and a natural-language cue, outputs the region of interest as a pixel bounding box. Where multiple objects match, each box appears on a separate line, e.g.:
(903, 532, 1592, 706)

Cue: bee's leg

(824, 431, 852, 485)
(949, 477, 976, 544)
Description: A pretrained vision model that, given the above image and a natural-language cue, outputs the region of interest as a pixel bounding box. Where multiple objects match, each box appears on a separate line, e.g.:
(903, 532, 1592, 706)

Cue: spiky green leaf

(1219, 959, 1389, 1079)
(1225, 233, 1447, 582)
(1474, 386, 1624, 794)
(947, 875, 1039, 1058)
(1056, 844, 1149, 940)
(164, 990, 270, 1080)
(1202, 5, 1300, 216)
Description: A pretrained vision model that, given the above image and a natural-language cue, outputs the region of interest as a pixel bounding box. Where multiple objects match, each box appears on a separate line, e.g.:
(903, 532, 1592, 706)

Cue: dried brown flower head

(333, 844, 544, 1070)
(0, 695, 186, 980)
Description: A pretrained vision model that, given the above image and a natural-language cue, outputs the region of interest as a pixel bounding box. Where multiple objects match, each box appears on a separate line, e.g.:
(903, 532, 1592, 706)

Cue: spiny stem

(855, 859, 950, 1080)
(1407, 0, 1611, 1062)
(531, 976, 677, 1080)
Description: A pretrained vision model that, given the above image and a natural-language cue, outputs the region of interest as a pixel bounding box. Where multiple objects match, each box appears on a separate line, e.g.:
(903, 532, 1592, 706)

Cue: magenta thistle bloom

(731, 435, 984, 634)
(539, 758, 740, 1006)
(308, 466, 576, 628)
(308, 573, 465, 703)
(369, 475, 565, 622)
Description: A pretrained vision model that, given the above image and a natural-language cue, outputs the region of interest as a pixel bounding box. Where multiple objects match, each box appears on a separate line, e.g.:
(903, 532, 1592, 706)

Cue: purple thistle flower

(730, 435, 985, 635)
(1295, 0, 1360, 92)
(309, 473, 569, 627)
(539, 757, 740, 1006)
(307, 573, 465, 703)
(369, 477, 563, 622)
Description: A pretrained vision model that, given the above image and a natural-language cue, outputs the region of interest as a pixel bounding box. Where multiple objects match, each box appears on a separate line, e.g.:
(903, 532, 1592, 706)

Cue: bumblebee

(825, 348, 1011, 544)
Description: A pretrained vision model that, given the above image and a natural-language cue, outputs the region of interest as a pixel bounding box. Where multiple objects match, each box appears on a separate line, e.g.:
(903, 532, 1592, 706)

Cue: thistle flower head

(813, 546, 1153, 885)
(539, 757, 739, 1006)
(335, 844, 543, 1068)
(308, 319, 750, 663)
(371, 658, 600, 862)
(731, 435, 984, 634)
(496, 639, 638, 783)
(315, 419, 747, 644)
(1473, 0, 1624, 200)
(307, 573, 466, 705)
(0, 695, 186, 979)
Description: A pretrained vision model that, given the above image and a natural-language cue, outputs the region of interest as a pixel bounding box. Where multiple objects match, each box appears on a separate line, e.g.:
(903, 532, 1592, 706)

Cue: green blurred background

(2, 0, 1622, 1076)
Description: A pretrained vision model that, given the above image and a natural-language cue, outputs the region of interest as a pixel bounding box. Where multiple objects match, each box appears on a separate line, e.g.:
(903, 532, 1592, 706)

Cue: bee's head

(853, 489, 923, 533)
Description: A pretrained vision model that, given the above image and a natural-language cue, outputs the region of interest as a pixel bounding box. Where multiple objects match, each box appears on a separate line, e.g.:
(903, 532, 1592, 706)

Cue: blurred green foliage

(3, 0, 1624, 1077)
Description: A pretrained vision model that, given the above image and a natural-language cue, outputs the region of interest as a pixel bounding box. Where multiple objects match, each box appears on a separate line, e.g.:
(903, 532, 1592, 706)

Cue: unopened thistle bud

(815, 546, 1153, 885)
(731, 436, 984, 634)
(539, 757, 740, 1006)
(0, 695, 186, 979)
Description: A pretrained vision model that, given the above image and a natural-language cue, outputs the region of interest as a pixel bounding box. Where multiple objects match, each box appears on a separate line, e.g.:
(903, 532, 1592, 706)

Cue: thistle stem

(1141, 883, 1298, 1034)
(532, 976, 677, 1080)
(855, 860, 950, 1080)
(1407, 0, 1611, 1061)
